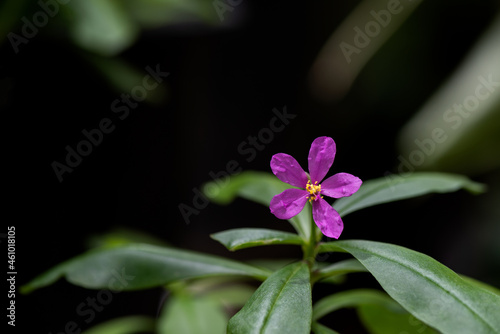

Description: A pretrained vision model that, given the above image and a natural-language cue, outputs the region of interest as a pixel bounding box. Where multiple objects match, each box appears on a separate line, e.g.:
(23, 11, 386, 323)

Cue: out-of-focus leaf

(21, 243, 270, 293)
(309, 0, 422, 101)
(203, 171, 312, 241)
(84, 54, 168, 105)
(333, 172, 485, 217)
(86, 227, 169, 249)
(0, 0, 29, 48)
(398, 14, 500, 175)
(314, 258, 367, 283)
(313, 289, 394, 321)
(82, 316, 155, 334)
(358, 304, 438, 334)
(203, 285, 255, 308)
(182, 276, 256, 308)
(460, 275, 500, 296)
(246, 258, 297, 272)
(313, 289, 436, 334)
(320, 240, 500, 334)
(228, 262, 312, 334)
(158, 293, 227, 334)
(311, 322, 341, 334)
(211, 228, 303, 251)
(122, 0, 218, 28)
(65, 0, 139, 56)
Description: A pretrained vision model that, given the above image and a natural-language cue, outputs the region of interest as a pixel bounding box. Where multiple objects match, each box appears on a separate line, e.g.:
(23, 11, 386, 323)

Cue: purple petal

(308, 137, 336, 183)
(270, 189, 309, 220)
(271, 153, 308, 188)
(321, 173, 362, 198)
(312, 198, 343, 239)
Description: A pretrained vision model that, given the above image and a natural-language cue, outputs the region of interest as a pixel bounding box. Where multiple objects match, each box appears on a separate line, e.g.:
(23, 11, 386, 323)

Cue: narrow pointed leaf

(333, 172, 485, 217)
(21, 244, 270, 293)
(311, 322, 341, 334)
(247, 259, 298, 272)
(320, 240, 500, 334)
(203, 285, 256, 308)
(314, 259, 367, 283)
(309, 0, 422, 102)
(66, 0, 139, 56)
(358, 304, 438, 334)
(158, 294, 227, 334)
(211, 228, 304, 251)
(313, 289, 394, 321)
(82, 316, 155, 334)
(228, 262, 312, 334)
(312, 289, 436, 334)
(397, 16, 500, 175)
(460, 275, 500, 296)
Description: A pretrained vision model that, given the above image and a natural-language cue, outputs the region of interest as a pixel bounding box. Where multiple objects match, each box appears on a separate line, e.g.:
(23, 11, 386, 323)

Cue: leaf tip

(465, 181, 487, 195)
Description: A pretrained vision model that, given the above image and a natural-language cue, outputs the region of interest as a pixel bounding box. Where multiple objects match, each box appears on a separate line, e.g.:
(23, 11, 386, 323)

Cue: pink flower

(269, 137, 362, 239)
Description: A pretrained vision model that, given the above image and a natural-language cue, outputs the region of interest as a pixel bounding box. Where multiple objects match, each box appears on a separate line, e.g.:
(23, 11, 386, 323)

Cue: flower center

(306, 180, 322, 202)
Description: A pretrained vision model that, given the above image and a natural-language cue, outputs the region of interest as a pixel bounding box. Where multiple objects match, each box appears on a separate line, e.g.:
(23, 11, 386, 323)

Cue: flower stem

(303, 206, 318, 267)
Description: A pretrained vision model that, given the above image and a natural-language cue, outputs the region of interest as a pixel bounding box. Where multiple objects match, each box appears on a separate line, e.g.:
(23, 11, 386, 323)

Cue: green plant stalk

(303, 206, 319, 267)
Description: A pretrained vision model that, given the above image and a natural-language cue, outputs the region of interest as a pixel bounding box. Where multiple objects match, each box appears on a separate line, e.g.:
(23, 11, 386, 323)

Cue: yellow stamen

(306, 180, 322, 202)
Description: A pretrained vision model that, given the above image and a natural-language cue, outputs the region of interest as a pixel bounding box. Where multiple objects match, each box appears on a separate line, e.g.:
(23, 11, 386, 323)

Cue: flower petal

(308, 137, 336, 183)
(321, 173, 362, 198)
(270, 189, 309, 220)
(312, 198, 343, 239)
(271, 153, 308, 188)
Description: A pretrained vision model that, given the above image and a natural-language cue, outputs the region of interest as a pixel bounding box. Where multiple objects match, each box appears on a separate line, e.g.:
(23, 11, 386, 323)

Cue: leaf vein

(359, 248, 497, 333)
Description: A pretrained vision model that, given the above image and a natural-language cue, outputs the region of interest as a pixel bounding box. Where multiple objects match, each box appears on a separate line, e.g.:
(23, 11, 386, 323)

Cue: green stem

(303, 206, 318, 266)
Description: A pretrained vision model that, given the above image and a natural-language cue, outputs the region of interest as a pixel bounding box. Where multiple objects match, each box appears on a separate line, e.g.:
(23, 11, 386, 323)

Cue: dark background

(2, 0, 500, 333)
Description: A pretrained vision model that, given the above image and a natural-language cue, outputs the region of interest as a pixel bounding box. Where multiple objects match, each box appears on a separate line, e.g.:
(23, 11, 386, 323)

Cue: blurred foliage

(397, 15, 500, 175)
(1, 0, 219, 54)
(85, 227, 170, 249)
(1, 0, 220, 102)
(5, 0, 500, 332)
(309, 0, 423, 102)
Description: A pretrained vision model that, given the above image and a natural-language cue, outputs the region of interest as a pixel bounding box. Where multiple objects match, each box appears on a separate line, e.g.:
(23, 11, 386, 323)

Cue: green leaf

(203, 285, 256, 308)
(85, 227, 170, 249)
(246, 258, 297, 272)
(122, 0, 219, 28)
(21, 244, 270, 293)
(181, 276, 256, 308)
(312, 289, 432, 334)
(228, 262, 312, 334)
(397, 16, 500, 175)
(320, 240, 500, 334)
(333, 172, 485, 217)
(358, 304, 438, 334)
(0, 0, 29, 48)
(203, 171, 285, 206)
(309, 0, 422, 102)
(82, 316, 155, 334)
(211, 228, 304, 251)
(203, 171, 312, 240)
(158, 293, 227, 334)
(311, 322, 340, 334)
(313, 289, 394, 321)
(314, 259, 367, 283)
(460, 275, 500, 296)
(65, 0, 139, 56)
